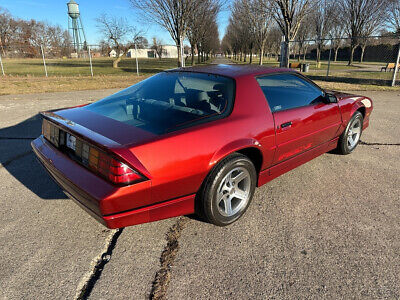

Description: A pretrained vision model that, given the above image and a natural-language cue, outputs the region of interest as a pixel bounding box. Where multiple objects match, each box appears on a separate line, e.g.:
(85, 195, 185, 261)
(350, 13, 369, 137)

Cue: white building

(109, 49, 124, 58)
(127, 48, 156, 58)
(127, 45, 180, 59)
(161, 45, 179, 58)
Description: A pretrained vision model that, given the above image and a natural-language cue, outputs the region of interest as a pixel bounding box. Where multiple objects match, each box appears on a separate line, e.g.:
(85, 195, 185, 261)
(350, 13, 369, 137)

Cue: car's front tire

(338, 111, 363, 155)
(198, 153, 257, 226)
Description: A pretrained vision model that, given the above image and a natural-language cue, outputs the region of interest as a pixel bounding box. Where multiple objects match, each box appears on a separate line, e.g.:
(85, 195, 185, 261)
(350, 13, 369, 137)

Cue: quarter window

(256, 74, 324, 112)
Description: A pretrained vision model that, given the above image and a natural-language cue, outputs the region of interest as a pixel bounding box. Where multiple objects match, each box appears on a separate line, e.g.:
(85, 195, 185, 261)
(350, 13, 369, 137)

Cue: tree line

(87, 0, 223, 68)
(0, 7, 71, 58)
(0, 0, 222, 69)
(222, 0, 400, 67)
(129, 0, 221, 67)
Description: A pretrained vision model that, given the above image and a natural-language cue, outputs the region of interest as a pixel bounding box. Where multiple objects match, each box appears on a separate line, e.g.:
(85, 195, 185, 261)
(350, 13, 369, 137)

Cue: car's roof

(166, 64, 293, 78)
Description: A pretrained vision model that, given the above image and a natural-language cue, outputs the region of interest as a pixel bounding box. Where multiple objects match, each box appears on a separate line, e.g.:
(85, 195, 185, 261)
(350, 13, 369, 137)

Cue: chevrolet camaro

(31, 65, 373, 228)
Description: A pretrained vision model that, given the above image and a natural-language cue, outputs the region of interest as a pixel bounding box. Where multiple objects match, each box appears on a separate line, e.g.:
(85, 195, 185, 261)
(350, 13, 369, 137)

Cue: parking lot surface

(0, 89, 399, 299)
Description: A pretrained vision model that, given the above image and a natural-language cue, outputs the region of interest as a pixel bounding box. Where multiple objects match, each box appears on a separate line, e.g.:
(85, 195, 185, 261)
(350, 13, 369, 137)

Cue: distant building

(127, 45, 181, 59)
(109, 49, 123, 58)
(127, 48, 156, 58)
(161, 45, 179, 58)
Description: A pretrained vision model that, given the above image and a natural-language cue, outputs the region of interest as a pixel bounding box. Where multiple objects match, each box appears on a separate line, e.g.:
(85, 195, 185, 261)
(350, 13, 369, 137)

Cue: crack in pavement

(75, 228, 124, 300)
(360, 140, 400, 146)
(150, 217, 189, 300)
(0, 151, 33, 169)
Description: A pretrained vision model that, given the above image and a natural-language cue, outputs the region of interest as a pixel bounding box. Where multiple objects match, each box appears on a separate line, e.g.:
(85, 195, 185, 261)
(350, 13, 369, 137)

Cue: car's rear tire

(338, 111, 363, 155)
(198, 153, 257, 226)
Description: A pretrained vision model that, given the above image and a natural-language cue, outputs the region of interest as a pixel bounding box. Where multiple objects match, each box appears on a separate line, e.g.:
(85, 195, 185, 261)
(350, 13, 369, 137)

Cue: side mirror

(323, 92, 338, 103)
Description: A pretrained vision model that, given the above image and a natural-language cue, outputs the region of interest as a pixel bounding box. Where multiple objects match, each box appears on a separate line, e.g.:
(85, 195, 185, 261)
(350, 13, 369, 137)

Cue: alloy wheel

(347, 118, 362, 149)
(216, 167, 251, 217)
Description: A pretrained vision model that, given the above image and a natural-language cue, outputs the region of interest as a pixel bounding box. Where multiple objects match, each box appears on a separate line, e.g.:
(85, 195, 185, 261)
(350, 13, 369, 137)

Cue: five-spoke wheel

(338, 111, 363, 154)
(217, 167, 251, 217)
(198, 153, 256, 226)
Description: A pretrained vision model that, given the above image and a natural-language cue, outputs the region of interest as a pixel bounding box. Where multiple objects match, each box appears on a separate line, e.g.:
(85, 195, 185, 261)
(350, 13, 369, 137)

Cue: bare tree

(243, 0, 273, 65)
(296, 19, 312, 61)
(151, 37, 164, 59)
(0, 7, 14, 56)
(223, 22, 241, 60)
(270, 0, 317, 67)
(199, 19, 220, 61)
(96, 13, 142, 68)
(187, 0, 221, 65)
(135, 36, 149, 49)
(265, 26, 282, 60)
(229, 0, 255, 63)
(311, 0, 333, 65)
(129, 0, 197, 67)
(337, 0, 389, 65)
(388, 0, 400, 34)
(329, 10, 346, 61)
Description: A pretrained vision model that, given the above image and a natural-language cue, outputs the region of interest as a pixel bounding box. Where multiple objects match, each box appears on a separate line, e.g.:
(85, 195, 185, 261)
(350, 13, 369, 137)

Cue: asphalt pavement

(0, 89, 399, 299)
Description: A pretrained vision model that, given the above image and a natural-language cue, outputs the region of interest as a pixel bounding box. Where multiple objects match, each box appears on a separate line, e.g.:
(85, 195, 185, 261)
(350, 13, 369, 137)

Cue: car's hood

(42, 106, 157, 148)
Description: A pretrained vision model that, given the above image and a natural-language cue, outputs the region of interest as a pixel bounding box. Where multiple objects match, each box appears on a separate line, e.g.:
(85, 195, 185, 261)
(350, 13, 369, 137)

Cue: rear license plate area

(66, 133, 77, 151)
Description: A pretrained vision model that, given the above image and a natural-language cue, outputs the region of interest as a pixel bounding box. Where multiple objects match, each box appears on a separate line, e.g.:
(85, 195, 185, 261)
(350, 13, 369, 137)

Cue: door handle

(280, 121, 292, 129)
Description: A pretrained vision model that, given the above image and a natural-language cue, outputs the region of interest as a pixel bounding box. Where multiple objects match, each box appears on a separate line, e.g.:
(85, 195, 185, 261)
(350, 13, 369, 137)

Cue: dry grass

(1, 73, 399, 96)
(1, 56, 399, 95)
(315, 80, 400, 91)
(0, 75, 148, 95)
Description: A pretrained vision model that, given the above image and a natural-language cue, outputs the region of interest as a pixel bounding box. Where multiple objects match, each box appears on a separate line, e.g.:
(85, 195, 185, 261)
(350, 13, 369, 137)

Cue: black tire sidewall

(202, 154, 257, 226)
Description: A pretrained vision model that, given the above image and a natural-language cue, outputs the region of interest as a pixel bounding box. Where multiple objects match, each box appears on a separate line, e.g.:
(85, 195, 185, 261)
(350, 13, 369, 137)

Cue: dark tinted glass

(256, 74, 324, 112)
(85, 72, 235, 134)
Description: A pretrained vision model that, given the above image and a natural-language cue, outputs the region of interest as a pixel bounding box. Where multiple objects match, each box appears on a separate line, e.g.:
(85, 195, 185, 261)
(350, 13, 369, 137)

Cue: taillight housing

(87, 147, 143, 185)
(42, 118, 145, 186)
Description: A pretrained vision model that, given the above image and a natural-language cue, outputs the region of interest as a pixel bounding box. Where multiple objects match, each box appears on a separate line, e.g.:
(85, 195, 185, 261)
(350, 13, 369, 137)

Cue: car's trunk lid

(43, 106, 157, 148)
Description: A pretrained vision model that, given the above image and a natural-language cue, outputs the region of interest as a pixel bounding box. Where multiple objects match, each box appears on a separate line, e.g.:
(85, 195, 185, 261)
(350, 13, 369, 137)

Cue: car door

(256, 73, 342, 164)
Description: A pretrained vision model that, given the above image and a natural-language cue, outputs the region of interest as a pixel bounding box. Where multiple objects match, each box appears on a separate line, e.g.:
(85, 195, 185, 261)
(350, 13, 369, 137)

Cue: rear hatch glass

(84, 72, 235, 135)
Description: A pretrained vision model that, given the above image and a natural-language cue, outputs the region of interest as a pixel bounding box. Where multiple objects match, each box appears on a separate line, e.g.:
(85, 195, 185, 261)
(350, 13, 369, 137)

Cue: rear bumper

(31, 136, 195, 228)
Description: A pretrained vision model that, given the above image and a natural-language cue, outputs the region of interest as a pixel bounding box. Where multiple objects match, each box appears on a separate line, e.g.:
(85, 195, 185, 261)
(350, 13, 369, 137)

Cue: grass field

(230, 57, 400, 90)
(0, 57, 399, 95)
(231, 57, 383, 71)
(0, 57, 180, 77)
(0, 58, 182, 95)
(232, 57, 362, 70)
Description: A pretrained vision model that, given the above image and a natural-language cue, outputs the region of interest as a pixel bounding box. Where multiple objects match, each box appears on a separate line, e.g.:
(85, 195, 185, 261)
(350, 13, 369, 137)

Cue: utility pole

(135, 43, 139, 76)
(326, 39, 332, 77)
(88, 45, 93, 77)
(40, 45, 48, 77)
(0, 52, 5, 76)
(391, 40, 400, 87)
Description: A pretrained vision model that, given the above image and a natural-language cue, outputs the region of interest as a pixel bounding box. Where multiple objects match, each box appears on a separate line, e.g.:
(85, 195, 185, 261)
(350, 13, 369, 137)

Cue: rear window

(85, 72, 235, 134)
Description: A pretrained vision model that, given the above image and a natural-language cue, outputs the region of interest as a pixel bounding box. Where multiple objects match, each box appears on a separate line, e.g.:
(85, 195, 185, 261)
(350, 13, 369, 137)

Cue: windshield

(85, 72, 235, 134)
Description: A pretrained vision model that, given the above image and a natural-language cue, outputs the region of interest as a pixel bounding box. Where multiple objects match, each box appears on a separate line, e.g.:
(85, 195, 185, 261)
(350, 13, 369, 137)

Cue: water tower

(67, 0, 87, 54)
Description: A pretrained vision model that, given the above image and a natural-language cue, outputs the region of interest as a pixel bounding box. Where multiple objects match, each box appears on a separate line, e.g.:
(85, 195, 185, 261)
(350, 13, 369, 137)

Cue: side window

(256, 74, 324, 112)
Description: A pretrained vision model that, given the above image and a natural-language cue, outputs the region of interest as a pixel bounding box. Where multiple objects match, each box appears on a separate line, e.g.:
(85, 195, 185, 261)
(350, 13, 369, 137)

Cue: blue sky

(0, 0, 231, 46)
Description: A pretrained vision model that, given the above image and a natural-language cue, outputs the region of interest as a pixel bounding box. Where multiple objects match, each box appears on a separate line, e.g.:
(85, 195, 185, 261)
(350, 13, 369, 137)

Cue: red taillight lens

(42, 119, 145, 186)
(106, 158, 142, 184)
(107, 158, 142, 185)
(86, 148, 143, 185)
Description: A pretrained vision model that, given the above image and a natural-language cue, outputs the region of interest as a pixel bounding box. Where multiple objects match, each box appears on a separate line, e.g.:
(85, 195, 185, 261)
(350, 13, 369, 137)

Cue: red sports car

(31, 65, 373, 228)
